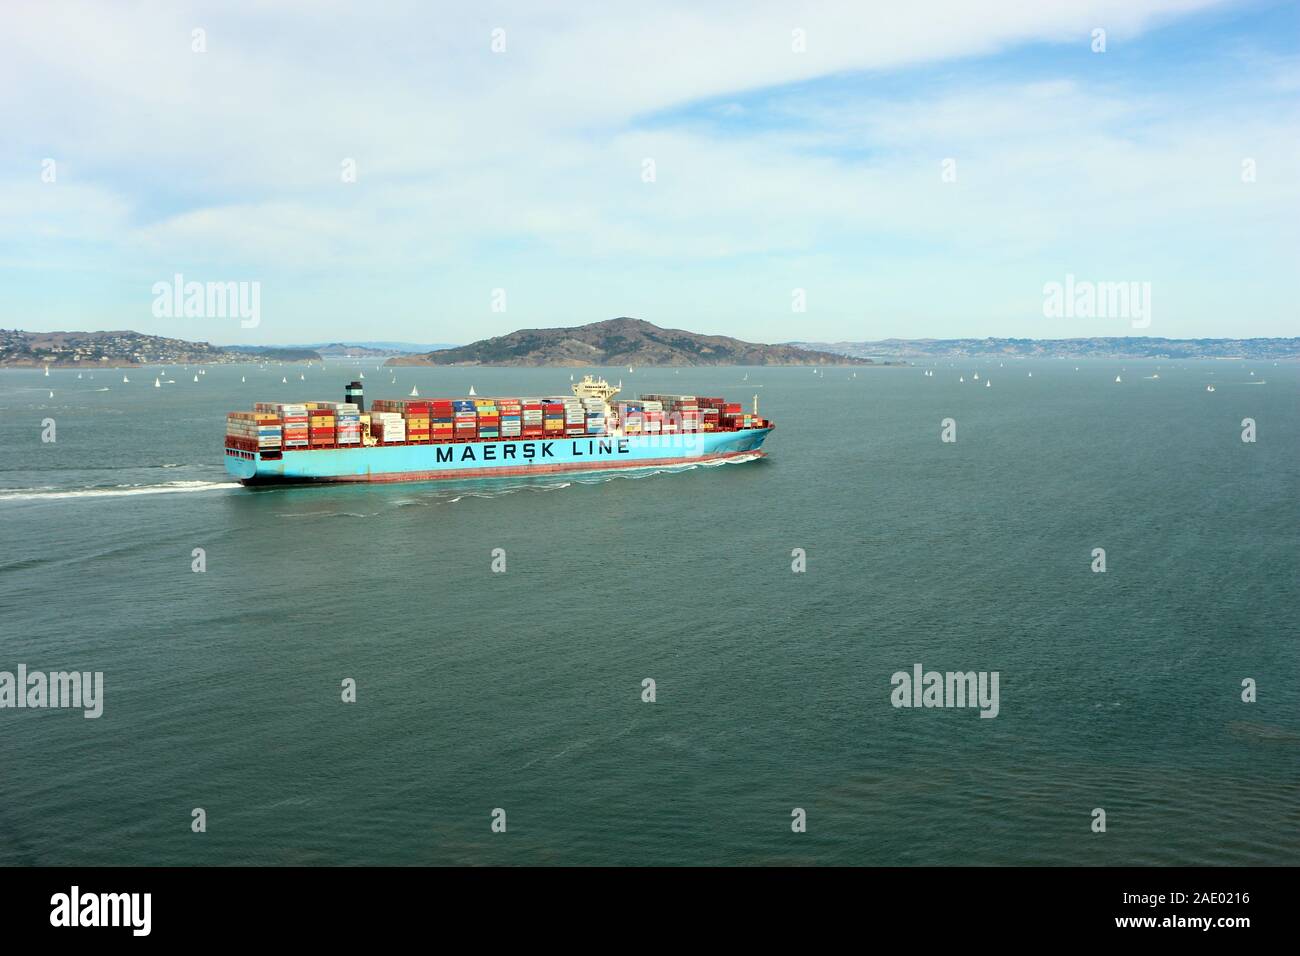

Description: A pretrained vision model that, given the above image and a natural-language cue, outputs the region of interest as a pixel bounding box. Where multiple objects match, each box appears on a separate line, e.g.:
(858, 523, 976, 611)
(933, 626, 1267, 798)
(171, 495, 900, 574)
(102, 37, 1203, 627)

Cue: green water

(1, 360, 1296, 865)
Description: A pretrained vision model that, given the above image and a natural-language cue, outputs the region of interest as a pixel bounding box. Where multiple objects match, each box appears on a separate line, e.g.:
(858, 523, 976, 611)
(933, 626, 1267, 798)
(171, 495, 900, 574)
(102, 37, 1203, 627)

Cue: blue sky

(1, 0, 1296, 345)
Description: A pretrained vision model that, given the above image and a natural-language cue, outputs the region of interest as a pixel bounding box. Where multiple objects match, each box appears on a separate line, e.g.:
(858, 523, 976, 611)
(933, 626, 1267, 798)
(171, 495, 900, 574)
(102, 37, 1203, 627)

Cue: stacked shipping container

(255, 402, 309, 447)
(225, 411, 282, 454)
(228, 388, 765, 457)
(639, 394, 704, 433)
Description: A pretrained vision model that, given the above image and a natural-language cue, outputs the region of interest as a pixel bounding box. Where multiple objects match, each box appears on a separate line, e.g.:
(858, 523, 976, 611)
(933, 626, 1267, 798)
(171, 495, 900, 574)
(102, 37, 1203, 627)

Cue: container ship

(224, 375, 773, 485)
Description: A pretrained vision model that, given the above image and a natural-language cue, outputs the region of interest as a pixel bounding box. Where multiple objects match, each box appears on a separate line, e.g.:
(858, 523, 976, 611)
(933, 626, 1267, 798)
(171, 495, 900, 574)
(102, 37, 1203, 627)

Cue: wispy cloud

(1, 0, 1295, 341)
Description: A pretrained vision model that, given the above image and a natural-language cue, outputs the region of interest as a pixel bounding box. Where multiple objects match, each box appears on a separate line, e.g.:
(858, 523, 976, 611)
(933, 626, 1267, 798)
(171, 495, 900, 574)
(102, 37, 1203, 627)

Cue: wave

(0, 480, 239, 502)
(274, 511, 378, 519)
(437, 454, 762, 500)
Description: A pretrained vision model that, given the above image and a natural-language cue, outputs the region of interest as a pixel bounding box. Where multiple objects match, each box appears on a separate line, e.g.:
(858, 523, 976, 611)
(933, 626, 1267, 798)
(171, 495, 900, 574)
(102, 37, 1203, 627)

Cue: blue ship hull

(225, 428, 773, 485)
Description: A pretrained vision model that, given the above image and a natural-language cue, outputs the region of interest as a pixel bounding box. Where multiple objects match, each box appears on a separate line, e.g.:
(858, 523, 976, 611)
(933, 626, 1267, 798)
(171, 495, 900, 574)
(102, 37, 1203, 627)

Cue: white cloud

(3, 0, 1295, 340)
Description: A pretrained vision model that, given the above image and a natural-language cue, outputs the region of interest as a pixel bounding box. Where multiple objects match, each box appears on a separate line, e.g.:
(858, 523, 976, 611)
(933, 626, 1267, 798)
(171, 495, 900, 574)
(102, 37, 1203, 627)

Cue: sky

(1, 0, 1297, 345)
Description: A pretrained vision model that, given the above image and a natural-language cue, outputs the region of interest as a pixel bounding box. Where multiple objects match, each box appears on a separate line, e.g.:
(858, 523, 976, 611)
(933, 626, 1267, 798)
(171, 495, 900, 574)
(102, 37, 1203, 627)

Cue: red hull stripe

(246, 449, 766, 484)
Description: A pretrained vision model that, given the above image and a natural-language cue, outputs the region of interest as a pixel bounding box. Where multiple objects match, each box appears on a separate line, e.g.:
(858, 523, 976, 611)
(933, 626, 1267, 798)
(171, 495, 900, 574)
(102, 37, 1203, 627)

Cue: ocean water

(0, 359, 1296, 866)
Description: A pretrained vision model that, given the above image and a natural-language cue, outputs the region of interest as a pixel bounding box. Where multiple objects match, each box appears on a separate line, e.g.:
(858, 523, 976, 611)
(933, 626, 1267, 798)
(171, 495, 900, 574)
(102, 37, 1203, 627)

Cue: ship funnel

(346, 379, 364, 411)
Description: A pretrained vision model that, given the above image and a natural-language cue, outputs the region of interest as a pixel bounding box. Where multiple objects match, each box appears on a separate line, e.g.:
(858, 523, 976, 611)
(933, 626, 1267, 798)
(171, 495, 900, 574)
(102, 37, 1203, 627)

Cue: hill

(388, 318, 870, 367)
(0, 329, 320, 366)
(796, 337, 1300, 360)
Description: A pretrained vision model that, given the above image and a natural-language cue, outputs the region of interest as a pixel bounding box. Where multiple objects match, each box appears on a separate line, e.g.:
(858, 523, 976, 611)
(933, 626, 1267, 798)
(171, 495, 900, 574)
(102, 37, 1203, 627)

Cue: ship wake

(0, 480, 240, 502)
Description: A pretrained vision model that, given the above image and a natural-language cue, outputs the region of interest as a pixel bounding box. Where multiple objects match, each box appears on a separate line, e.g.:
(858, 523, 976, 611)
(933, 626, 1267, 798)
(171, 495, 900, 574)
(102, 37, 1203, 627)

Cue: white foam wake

(0, 480, 240, 502)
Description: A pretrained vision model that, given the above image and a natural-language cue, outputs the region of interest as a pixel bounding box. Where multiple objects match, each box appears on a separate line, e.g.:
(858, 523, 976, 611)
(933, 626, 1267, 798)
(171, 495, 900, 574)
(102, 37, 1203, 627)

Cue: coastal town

(0, 329, 318, 367)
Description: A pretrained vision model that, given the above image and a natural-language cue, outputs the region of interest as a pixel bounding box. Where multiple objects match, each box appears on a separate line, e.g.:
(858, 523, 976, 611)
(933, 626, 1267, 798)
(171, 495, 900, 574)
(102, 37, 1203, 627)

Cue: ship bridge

(571, 374, 621, 403)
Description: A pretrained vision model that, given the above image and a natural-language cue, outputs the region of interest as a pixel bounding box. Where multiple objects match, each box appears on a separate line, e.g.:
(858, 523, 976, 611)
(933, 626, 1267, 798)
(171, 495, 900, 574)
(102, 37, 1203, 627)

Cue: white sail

(409, 386, 419, 397)
(469, 385, 477, 396)
(154, 377, 160, 388)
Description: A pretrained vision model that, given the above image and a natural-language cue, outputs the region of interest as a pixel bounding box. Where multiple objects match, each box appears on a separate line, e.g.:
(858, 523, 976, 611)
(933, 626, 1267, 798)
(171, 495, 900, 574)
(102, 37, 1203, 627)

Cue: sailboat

(409, 386, 419, 397)
(468, 385, 477, 396)
(44, 366, 49, 377)
(743, 373, 748, 382)
(985, 379, 991, 388)
(48, 390, 54, 398)
(628, 367, 633, 373)
(1206, 384, 1215, 392)
(193, 374, 199, 383)
(299, 373, 305, 381)
(123, 374, 130, 383)
(1027, 372, 1032, 378)
(1115, 375, 1122, 383)
(959, 376, 964, 383)
(241, 376, 245, 383)
(973, 372, 980, 380)
(281, 376, 288, 384)
(76, 372, 82, 379)
(359, 371, 364, 379)
(154, 377, 161, 388)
